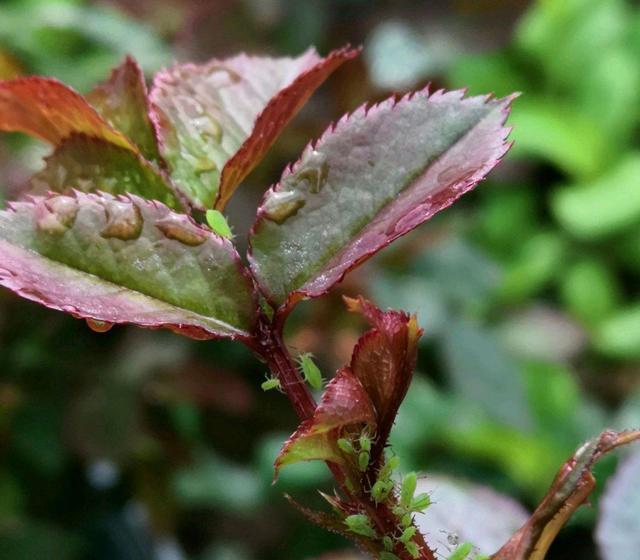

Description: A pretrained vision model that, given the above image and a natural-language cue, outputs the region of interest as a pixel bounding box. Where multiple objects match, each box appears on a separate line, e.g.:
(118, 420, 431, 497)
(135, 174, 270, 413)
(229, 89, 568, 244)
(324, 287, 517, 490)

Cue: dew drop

(35, 195, 79, 235)
(194, 156, 218, 175)
(262, 190, 306, 224)
(195, 116, 223, 143)
(86, 319, 114, 333)
(100, 200, 143, 241)
(156, 215, 207, 246)
(294, 150, 329, 194)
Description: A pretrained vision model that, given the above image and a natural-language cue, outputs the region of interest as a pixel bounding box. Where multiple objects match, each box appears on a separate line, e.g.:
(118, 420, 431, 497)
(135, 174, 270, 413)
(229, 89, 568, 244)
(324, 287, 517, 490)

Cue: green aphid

(359, 431, 372, 452)
(383, 536, 394, 551)
(404, 540, 420, 559)
(400, 513, 412, 528)
(261, 375, 281, 392)
(401, 471, 417, 509)
(380, 454, 400, 481)
(411, 492, 431, 512)
(344, 514, 377, 539)
(358, 450, 370, 472)
(337, 438, 355, 455)
(205, 209, 233, 239)
(399, 526, 416, 544)
(371, 480, 392, 503)
(298, 352, 324, 389)
(447, 542, 473, 560)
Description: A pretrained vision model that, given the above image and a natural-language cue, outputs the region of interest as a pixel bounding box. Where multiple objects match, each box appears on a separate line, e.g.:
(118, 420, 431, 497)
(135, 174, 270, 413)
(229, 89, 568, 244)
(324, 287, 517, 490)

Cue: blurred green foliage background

(0, 0, 639, 559)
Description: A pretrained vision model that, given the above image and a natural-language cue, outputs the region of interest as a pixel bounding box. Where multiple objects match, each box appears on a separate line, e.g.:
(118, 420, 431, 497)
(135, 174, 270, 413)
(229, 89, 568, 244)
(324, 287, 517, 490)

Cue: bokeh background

(1, 0, 640, 559)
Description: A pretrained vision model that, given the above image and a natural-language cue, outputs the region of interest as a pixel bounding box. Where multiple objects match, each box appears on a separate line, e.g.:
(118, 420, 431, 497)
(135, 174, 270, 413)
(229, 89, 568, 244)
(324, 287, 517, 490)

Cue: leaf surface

(0, 192, 257, 339)
(86, 56, 161, 162)
(0, 77, 136, 151)
(249, 89, 514, 311)
(149, 46, 357, 209)
(31, 135, 177, 207)
(274, 367, 375, 478)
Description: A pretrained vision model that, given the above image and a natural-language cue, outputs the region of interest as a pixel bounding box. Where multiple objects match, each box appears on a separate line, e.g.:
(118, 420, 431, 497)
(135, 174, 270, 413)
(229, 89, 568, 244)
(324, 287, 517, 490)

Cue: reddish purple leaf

(249, 89, 515, 314)
(345, 296, 422, 463)
(274, 367, 375, 478)
(149, 46, 358, 209)
(0, 77, 137, 151)
(0, 192, 257, 340)
(86, 56, 161, 162)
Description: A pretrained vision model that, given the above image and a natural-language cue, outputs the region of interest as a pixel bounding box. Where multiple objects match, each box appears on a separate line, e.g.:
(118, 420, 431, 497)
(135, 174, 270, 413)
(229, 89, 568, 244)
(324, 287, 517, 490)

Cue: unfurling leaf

(346, 296, 422, 462)
(492, 430, 640, 560)
(0, 77, 137, 151)
(274, 367, 375, 479)
(86, 56, 161, 162)
(0, 192, 257, 339)
(249, 89, 515, 312)
(150, 46, 358, 209)
(31, 135, 177, 207)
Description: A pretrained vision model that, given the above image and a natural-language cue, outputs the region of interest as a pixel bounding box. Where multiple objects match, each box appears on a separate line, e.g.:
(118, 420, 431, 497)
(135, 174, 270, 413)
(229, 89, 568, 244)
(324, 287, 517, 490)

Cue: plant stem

(253, 313, 436, 560)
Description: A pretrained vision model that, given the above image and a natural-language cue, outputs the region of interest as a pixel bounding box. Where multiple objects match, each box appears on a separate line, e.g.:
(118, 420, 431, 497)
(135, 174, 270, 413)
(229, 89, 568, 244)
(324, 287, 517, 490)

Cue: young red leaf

(492, 430, 640, 560)
(345, 297, 422, 465)
(274, 367, 375, 478)
(0, 77, 136, 151)
(149, 46, 358, 209)
(86, 56, 161, 162)
(0, 192, 257, 340)
(31, 134, 178, 207)
(249, 89, 515, 313)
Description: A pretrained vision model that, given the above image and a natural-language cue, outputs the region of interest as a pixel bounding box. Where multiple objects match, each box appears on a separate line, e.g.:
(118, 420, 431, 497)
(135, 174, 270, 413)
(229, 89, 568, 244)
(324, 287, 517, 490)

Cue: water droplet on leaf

(156, 215, 207, 246)
(35, 195, 78, 235)
(86, 319, 114, 333)
(262, 190, 306, 224)
(100, 200, 143, 240)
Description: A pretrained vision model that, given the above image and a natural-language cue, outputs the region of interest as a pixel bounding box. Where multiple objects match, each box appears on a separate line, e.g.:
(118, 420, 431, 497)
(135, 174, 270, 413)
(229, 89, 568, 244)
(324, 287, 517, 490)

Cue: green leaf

(249, 89, 514, 310)
(510, 99, 608, 178)
(594, 304, 640, 359)
(499, 231, 566, 304)
(31, 134, 177, 207)
(552, 154, 640, 239)
(86, 56, 161, 162)
(149, 47, 357, 209)
(560, 258, 622, 326)
(0, 192, 257, 339)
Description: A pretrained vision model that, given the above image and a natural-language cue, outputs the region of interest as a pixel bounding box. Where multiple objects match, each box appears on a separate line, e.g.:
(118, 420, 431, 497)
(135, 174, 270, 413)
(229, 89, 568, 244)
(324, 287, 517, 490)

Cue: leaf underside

(249, 88, 514, 312)
(149, 46, 358, 209)
(0, 192, 257, 339)
(274, 367, 375, 477)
